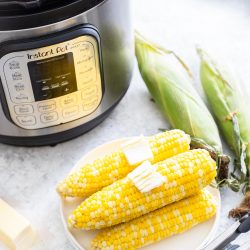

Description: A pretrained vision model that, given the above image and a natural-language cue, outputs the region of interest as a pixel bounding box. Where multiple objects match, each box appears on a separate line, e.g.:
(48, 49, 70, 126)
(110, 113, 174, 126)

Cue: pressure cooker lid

(0, 0, 105, 29)
(0, 0, 45, 10)
(0, 0, 104, 13)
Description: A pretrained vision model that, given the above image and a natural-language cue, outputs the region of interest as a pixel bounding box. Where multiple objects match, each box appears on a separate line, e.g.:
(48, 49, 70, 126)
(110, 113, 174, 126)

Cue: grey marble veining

(1, 0, 250, 249)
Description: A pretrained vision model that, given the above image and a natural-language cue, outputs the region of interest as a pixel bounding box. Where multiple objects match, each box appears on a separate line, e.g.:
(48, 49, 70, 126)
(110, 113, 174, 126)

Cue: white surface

(60, 138, 220, 250)
(1, 0, 250, 249)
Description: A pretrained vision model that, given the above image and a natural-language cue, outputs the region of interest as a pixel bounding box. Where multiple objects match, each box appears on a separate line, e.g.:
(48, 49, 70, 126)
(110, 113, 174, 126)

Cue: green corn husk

(135, 33, 233, 187)
(197, 48, 250, 197)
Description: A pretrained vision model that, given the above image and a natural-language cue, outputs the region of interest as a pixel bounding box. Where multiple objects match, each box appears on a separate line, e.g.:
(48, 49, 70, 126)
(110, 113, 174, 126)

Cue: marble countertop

(1, 0, 250, 249)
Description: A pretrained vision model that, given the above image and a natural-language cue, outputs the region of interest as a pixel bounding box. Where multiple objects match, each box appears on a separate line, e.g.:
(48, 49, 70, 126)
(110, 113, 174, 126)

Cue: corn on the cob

(68, 149, 216, 229)
(57, 130, 190, 198)
(91, 190, 216, 250)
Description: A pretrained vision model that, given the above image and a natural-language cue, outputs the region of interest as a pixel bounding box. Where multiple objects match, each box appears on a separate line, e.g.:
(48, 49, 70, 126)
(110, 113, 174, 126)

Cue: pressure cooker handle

(0, 0, 45, 9)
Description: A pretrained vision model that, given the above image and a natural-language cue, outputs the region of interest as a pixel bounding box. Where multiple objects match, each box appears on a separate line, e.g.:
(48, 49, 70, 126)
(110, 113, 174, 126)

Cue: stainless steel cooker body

(0, 0, 134, 145)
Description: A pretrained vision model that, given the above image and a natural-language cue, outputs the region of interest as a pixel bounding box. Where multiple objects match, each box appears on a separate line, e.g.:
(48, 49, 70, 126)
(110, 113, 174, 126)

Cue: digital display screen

(28, 52, 77, 101)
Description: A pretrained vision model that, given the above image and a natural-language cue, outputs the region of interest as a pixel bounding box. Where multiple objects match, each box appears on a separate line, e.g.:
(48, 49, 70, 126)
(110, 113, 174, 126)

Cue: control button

(82, 55, 93, 61)
(14, 93, 29, 103)
(42, 86, 50, 91)
(12, 72, 23, 81)
(80, 79, 94, 87)
(83, 98, 99, 111)
(14, 82, 25, 92)
(60, 73, 71, 80)
(61, 94, 77, 107)
(76, 56, 94, 65)
(40, 112, 58, 123)
(38, 101, 56, 113)
(79, 68, 94, 77)
(81, 86, 97, 99)
(16, 115, 36, 126)
(63, 106, 79, 118)
(80, 43, 91, 52)
(36, 78, 52, 84)
(41, 79, 51, 84)
(51, 83, 60, 89)
(14, 104, 34, 115)
(9, 60, 20, 70)
(41, 90, 53, 100)
(61, 81, 69, 86)
(82, 95, 99, 104)
(83, 67, 94, 74)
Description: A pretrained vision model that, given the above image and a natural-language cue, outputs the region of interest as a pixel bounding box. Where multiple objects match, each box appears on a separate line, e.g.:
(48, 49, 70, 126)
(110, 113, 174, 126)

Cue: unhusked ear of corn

(197, 47, 250, 193)
(68, 149, 216, 230)
(91, 190, 216, 250)
(135, 33, 222, 153)
(57, 130, 190, 198)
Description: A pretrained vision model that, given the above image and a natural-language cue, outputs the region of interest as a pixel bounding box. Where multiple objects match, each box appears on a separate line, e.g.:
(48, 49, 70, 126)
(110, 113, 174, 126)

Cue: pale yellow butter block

(121, 136, 153, 165)
(0, 199, 36, 250)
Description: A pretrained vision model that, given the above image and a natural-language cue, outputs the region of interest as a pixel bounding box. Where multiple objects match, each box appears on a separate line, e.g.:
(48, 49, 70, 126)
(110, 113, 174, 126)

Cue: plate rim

(59, 137, 221, 250)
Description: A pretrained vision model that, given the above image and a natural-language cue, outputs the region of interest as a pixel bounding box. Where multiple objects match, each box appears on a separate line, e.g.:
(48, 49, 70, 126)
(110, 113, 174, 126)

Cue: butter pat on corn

(121, 136, 153, 165)
(0, 199, 36, 250)
(128, 161, 166, 193)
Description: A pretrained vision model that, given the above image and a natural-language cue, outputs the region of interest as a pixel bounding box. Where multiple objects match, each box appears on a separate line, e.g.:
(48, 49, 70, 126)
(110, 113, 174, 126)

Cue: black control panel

(28, 52, 77, 101)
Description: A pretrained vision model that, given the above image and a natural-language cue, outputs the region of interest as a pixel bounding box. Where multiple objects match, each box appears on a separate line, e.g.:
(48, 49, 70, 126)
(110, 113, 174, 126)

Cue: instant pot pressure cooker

(0, 0, 134, 146)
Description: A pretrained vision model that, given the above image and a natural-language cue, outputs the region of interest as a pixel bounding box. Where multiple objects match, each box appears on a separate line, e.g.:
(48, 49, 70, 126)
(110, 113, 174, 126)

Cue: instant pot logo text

(27, 44, 69, 60)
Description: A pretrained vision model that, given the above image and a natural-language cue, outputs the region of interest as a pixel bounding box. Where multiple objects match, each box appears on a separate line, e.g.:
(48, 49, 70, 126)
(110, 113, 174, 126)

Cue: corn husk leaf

(197, 47, 250, 194)
(135, 33, 222, 152)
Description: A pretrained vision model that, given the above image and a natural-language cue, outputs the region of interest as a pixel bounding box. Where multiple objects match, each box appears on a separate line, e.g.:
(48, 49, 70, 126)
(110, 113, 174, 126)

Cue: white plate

(60, 138, 221, 250)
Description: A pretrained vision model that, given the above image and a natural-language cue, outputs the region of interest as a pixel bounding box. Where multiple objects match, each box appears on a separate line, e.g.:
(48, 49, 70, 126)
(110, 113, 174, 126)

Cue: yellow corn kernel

(68, 149, 216, 229)
(91, 190, 216, 250)
(57, 130, 190, 197)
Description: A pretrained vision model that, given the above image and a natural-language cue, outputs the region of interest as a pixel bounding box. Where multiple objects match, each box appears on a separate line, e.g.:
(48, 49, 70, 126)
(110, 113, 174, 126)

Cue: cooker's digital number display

(28, 52, 77, 101)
